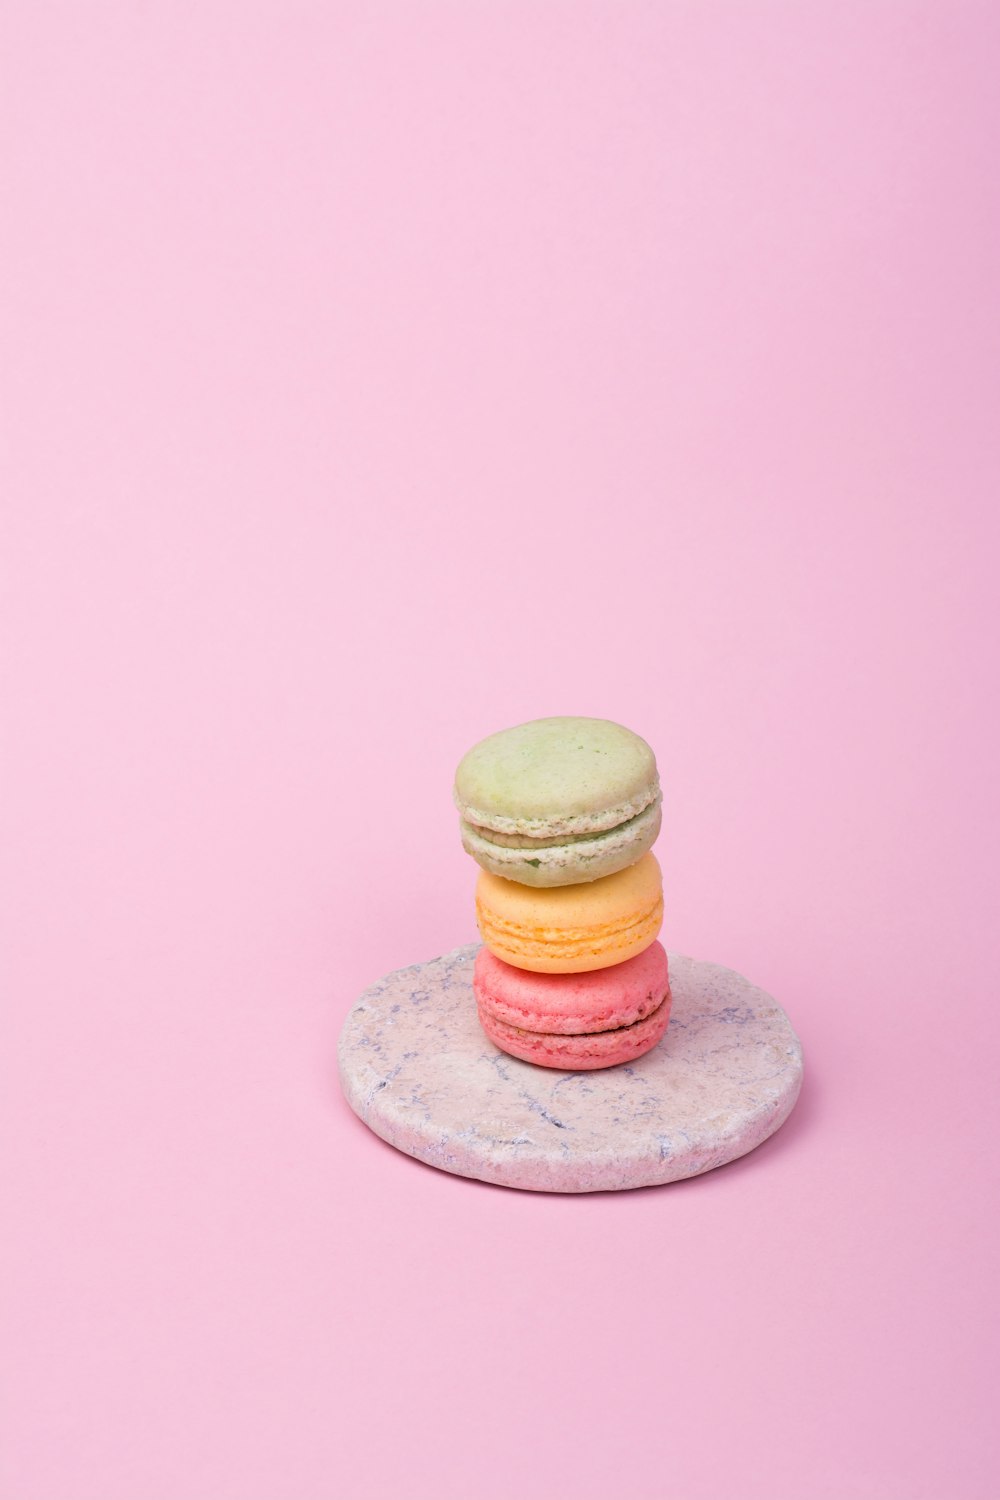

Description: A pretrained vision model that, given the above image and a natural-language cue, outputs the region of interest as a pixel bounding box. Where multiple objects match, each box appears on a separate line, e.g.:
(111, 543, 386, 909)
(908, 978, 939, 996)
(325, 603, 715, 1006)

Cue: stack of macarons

(454, 717, 671, 1070)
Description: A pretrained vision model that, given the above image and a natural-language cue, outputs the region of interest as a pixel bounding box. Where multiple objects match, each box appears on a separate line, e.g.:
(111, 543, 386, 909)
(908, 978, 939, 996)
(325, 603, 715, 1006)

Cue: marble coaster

(338, 945, 803, 1193)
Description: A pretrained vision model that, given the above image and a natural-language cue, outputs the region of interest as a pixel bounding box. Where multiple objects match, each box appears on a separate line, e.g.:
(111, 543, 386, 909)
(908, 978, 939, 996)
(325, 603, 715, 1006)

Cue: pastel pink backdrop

(2, 4, 998, 1498)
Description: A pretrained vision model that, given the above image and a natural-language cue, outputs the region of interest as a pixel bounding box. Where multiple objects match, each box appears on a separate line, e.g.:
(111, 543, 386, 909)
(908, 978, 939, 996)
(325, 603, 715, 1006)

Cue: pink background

(3, 4, 999, 1497)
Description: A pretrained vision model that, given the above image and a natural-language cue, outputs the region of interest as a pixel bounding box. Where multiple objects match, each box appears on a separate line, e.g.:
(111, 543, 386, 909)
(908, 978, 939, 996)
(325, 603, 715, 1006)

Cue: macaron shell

(474, 942, 670, 1035)
(475, 853, 663, 974)
(460, 797, 662, 888)
(477, 992, 672, 1071)
(454, 716, 659, 834)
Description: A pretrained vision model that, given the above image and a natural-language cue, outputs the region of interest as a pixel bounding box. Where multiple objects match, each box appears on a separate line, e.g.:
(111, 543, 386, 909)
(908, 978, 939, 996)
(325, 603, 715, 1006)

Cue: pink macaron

(474, 941, 671, 1071)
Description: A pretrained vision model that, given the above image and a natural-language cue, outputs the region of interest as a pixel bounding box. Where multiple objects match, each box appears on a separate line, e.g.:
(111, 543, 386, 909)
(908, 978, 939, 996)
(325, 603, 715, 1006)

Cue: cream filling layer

(464, 796, 661, 852)
(483, 988, 671, 1042)
(457, 783, 661, 840)
(479, 981, 670, 1035)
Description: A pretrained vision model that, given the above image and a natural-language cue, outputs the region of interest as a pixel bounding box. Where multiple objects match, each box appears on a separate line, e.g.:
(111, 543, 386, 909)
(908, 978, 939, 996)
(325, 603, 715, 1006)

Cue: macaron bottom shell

(477, 990, 672, 1071)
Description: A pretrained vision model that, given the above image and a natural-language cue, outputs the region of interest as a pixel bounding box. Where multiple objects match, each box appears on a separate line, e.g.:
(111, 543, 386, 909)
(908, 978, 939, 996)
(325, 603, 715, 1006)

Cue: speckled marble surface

(338, 945, 803, 1193)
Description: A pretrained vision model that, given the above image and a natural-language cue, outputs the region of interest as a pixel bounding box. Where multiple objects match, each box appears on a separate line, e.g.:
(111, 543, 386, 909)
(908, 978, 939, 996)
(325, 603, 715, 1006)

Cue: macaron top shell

(454, 716, 659, 837)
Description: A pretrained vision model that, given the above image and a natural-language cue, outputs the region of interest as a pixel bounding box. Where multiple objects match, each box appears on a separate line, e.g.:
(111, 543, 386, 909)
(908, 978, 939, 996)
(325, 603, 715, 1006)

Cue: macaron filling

(476, 990, 672, 1071)
(480, 992, 670, 1043)
(456, 782, 660, 842)
(461, 794, 662, 851)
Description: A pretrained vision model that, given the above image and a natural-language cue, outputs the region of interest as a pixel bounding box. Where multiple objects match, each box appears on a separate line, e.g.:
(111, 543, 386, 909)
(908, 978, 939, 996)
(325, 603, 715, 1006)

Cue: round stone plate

(338, 945, 803, 1193)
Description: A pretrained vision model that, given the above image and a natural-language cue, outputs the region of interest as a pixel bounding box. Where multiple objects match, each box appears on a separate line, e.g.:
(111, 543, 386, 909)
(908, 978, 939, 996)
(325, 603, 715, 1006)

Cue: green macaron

(454, 716, 662, 887)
